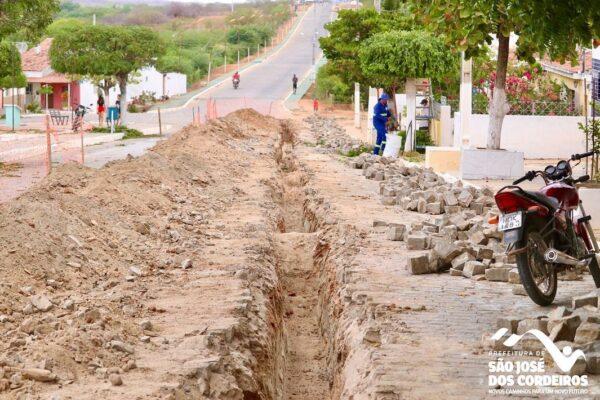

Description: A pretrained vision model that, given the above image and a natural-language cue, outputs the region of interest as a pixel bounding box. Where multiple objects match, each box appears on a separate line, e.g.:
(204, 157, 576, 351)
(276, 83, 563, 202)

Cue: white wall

(469, 114, 587, 159)
(79, 67, 187, 108)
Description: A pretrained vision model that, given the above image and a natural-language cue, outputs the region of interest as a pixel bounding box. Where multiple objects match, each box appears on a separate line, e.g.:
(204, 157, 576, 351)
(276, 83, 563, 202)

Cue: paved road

(81, 3, 332, 169)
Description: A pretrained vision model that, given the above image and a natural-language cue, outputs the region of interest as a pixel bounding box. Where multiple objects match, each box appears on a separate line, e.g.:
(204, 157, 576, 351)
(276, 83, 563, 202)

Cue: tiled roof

(21, 38, 53, 72)
(541, 50, 592, 76)
(27, 72, 70, 84)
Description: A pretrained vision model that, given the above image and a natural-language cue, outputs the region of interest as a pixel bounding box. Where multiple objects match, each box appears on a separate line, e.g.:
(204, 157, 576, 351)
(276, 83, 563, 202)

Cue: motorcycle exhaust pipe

(544, 248, 588, 267)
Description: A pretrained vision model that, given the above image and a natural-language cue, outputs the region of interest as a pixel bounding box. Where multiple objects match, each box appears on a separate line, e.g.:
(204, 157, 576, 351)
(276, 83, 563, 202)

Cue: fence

(472, 97, 581, 116)
(1, 98, 283, 203)
(0, 115, 87, 202)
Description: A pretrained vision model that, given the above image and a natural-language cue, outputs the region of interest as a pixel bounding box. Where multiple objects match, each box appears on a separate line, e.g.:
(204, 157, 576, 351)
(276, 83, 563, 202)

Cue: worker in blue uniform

(373, 93, 392, 155)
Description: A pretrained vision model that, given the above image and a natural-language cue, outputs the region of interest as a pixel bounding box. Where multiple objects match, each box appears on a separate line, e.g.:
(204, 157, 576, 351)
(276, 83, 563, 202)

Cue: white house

(80, 67, 187, 109)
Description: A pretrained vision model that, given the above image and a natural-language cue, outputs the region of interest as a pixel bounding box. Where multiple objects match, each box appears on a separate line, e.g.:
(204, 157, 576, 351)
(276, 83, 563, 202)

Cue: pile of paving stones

(491, 292, 600, 375)
(354, 152, 517, 280)
(305, 115, 586, 286)
(304, 115, 365, 155)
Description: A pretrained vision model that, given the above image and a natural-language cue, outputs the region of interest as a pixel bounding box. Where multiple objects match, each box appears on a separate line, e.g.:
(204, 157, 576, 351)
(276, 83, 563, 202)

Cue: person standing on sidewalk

(292, 74, 298, 94)
(97, 94, 106, 127)
(372, 93, 391, 155)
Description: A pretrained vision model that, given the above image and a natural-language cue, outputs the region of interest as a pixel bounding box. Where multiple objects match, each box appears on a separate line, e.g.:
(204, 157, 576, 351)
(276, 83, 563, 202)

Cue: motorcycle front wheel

(516, 224, 557, 306)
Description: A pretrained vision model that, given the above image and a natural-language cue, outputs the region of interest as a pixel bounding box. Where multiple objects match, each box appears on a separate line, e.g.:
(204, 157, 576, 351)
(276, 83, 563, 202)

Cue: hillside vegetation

(51, 1, 292, 86)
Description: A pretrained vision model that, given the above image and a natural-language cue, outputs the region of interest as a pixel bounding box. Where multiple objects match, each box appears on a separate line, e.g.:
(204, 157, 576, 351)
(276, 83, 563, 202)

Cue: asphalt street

(83, 3, 332, 169)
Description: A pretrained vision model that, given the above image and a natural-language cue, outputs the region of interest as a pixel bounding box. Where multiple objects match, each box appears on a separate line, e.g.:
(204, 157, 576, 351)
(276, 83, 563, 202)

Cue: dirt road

(1, 110, 599, 399)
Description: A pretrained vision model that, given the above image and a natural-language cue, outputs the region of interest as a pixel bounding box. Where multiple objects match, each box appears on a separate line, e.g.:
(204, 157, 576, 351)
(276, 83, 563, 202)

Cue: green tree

(0, 42, 27, 92)
(50, 25, 164, 124)
(359, 30, 457, 126)
(0, 1, 60, 42)
(320, 8, 416, 95)
(409, 0, 600, 149)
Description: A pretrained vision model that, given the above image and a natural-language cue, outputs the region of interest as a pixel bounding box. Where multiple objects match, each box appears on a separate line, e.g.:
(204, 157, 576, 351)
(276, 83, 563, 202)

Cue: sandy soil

(1, 107, 598, 400)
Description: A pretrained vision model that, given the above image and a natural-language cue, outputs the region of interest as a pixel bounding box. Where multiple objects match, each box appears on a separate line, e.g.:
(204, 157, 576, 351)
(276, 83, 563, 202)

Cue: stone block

(485, 267, 511, 282)
(426, 202, 442, 215)
(458, 190, 474, 207)
(440, 225, 458, 240)
(406, 235, 428, 250)
(444, 205, 461, 214)
(517, 318, 549, 335)
(497, 316, 520, 334)
(387, 225, 406, 241)
(443, 192, 458, 207)
(433, 240, 462, 267)
(449, 268, 462, 276)
(462, 261, 486, 278)
(469, 230, 488, 245)
(408, 254, 430, 275)
(548, 315, 582, 342)
(508, 269, 521, 284)
(381, 196, 396, 206)
(572, 292, 598, 309)
(451, 252, 475, 271)
(373, 220, 388, 227)
(574, 322, 600, 344)
(417, 198, 426, 213)
(476, 247, 494, 260)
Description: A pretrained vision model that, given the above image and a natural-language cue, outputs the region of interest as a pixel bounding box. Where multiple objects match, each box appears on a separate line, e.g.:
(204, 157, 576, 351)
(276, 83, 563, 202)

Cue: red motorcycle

(493, 150, 600, 306)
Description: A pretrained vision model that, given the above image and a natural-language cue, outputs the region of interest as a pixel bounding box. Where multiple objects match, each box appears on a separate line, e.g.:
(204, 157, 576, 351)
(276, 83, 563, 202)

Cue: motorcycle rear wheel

(516, 225, 557, 306)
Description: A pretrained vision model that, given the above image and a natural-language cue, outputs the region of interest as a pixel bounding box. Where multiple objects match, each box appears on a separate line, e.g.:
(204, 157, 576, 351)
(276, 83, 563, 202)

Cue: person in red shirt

(232, 72, 240, 89)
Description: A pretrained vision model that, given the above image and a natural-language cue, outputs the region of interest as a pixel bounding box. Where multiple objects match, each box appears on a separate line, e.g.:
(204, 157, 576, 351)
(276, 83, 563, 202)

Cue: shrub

(91, 125, 145, 139)
(26, 101, 42, 114)
(316, 64, 352, 103)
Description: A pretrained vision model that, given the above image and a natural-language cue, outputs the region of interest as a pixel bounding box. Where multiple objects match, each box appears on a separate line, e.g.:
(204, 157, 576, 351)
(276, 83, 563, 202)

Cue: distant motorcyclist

(232, 71, 240, 89)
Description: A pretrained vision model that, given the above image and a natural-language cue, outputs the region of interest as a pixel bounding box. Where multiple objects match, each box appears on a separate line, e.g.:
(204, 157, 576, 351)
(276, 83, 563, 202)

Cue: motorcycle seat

(522, 190, 560, 210)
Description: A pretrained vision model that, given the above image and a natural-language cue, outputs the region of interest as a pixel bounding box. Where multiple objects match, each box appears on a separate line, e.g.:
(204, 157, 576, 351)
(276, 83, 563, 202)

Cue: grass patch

(342, 144, 373, 157)
(402, 151, 425, 163)
(0, 162, 23, 177)
(91, 125, 158, 140)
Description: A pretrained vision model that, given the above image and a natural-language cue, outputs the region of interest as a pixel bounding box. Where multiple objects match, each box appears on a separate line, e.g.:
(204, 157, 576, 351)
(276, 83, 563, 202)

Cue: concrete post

(459, 53, 473, 148)
(440, 105, 453, 146)
(404, 78, 416, 152)
(354, 82, 360, 128)
(367, 87, 377, 144)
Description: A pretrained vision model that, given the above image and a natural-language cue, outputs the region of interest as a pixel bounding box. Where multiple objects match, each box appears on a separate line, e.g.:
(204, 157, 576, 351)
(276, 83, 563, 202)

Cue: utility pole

(237, 50, 240, 71)
(93, 14, 96, 26)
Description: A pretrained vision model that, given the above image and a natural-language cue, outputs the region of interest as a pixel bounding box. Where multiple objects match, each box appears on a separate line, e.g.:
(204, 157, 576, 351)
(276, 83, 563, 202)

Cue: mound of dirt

(0, 109, 280, 397)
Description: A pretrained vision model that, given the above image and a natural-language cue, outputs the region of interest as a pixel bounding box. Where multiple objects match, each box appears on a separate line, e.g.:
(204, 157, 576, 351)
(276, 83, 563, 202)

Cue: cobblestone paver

(298, 136, 600, 399)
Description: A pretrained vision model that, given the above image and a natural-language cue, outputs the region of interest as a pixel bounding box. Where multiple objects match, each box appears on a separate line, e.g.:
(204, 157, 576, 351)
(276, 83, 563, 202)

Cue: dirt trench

(271, 122, 331, 400)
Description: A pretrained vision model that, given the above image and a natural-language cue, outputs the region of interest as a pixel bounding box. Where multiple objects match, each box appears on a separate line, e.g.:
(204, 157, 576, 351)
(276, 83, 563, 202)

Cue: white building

(80, 67, 187, 109)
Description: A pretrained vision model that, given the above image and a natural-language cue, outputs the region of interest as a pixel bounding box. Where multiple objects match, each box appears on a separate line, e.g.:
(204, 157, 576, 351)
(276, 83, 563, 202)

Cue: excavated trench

(271, 122, 332, 400)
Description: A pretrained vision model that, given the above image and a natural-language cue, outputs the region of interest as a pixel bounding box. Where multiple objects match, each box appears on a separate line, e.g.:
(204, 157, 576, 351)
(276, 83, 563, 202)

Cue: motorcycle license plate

(498, 212, 522, 232)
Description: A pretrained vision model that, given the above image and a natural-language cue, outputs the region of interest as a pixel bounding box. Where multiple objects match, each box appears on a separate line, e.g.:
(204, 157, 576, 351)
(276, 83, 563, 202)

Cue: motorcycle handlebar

(513, 176, 528, 185)
(512, 170, 536, 185)
(572, 150, 598, 161)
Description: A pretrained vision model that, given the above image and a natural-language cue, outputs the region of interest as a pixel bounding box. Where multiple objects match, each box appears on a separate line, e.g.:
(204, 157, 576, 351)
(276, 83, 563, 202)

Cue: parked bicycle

(72, 104, 91, 132)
